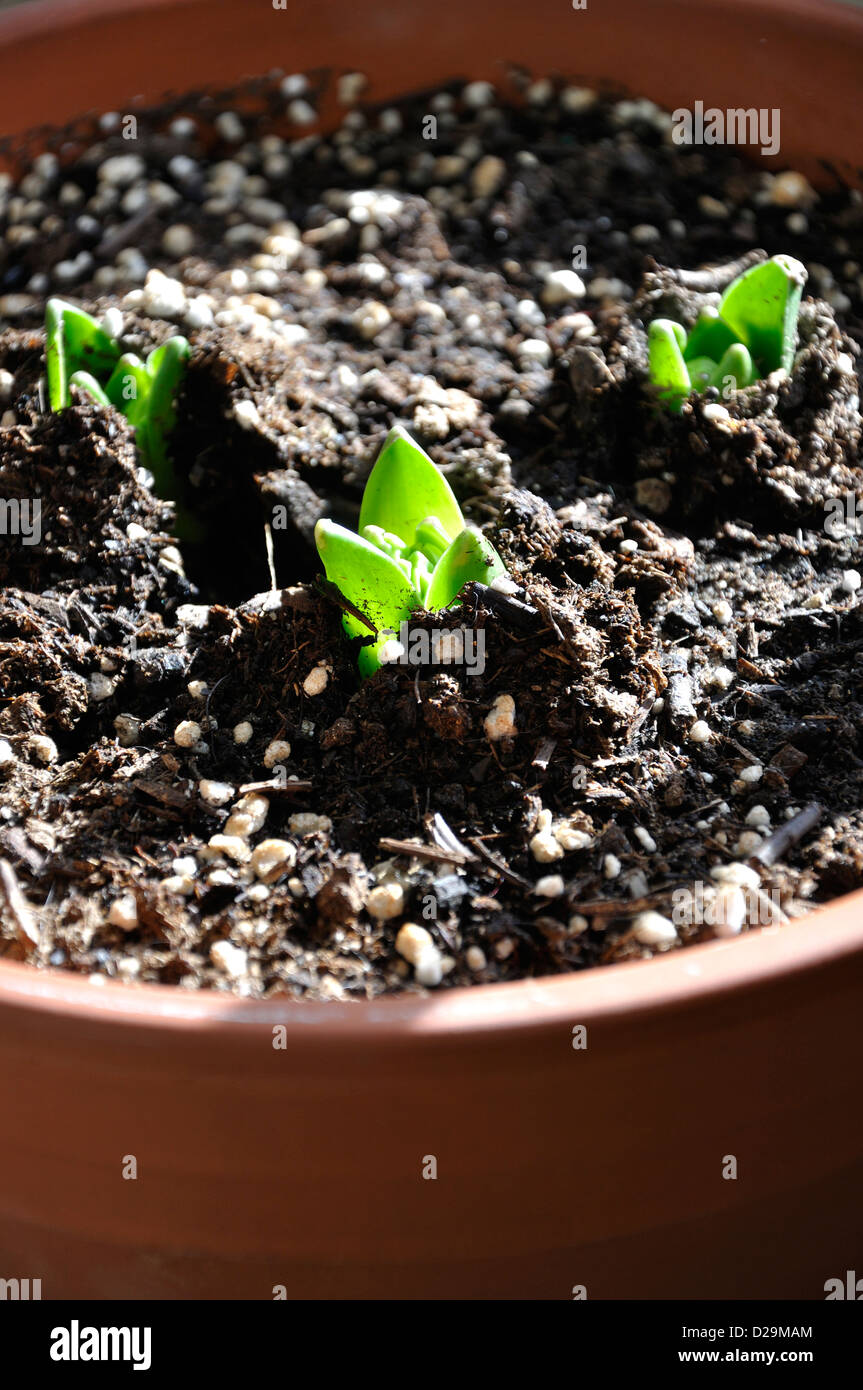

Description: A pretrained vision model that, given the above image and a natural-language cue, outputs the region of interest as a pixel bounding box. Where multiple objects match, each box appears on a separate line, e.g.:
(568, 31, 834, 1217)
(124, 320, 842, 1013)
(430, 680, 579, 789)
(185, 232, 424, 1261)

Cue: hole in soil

(166, 359, 323, 606)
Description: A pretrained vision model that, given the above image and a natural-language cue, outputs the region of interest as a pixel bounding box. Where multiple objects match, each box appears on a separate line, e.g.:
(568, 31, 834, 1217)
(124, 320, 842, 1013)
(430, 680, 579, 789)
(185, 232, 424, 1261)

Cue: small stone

(712, 599, 733, 625)
(739, 764, 763, 785)
(484, 694, 517, 742)
(395, 923, 442, 986)
(554, 824, 592, 852)
(215, 111, 245, 143)
(162, 874, 194, 896)
(99, 154, 145, 186)
(710, 862, 761, 891)
(462, 81, 495, 108)
(745, 804, 771, 829)
(199, 778, 234, 806)
(530, 831, 563, 863)
(141, 268, 187, 319)
(560, 85, 597, 113)
(233, 399, 261, 430)
(604, 854, 622, 880)
(634, 826, 657, 853)
(227, 794, 269, 836)
(413, 401, 449, 440)
(287, 99, 317, 127)
(233, 721, 254, 744)
(108, 893, 138, 930)
(712, 883, 747, 937)
(631, 911, 678, 947)
(542, 269, 586, 307)
(841, 569, 861, 594)
(303, 665, 329, 696)
(210, 939, 249, 978)
(535, 874, 565, 898)
(162, 223, 195, 257)
(173, 719, 202, 749)
(471, 155, 506, 198)
(250, 735, 286, 774)
(352, 300, 391, 340)
(515, 298, 545, 327)
(159, 546, 185, 575)
(631, 224, 660, 244)
(706, 666, 735, 691)
(32, 735, 58, 764)
(113, 714, 140, 747)
(185, 298, 214, 330)
(367, 882, 405, 921)
(250, 839, 297, 883)
(208, 834, 251, 863)
(88, 673, 115, 702)
(517, 337, 552, 366)
(768, 171, 816, 209)
(567, 914, 589, 936)
(101, 307, 124, 340)
(689, 720, 711, 744)
(338, 71, 367, 105)
(289, 812, 332, 836)
(466, 945, 487, 972)
(698, 195, 729, 219)
(0, 739, 15, 769)
(736, 830, 764, 855)
(176, 603, 210, 630)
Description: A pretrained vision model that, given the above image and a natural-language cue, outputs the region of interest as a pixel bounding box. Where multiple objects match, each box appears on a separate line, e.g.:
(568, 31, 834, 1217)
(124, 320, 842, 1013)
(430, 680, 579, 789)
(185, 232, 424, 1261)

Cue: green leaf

(141, 336, 190, 492)
(45, 298, 119, 410)
(68, 371, 112, 409)
(717, 255, 806, 375)
(358, 426, 464, 548)
(315, 518, 420, 674)
(411, 516, 452, 566)
(682, 306, 738, 365)
(424, 526, 507, 612)
(105, 354, 151, 428)
(707, 343, 756, 396)
(648, 319, 692, 411)
(685, 355, 718, 391)
(668, 320, 687, 353)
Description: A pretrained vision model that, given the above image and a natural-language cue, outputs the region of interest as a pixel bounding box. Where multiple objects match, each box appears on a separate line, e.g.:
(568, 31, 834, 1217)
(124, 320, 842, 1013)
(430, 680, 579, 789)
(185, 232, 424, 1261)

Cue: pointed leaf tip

(358, 425, 464, 547)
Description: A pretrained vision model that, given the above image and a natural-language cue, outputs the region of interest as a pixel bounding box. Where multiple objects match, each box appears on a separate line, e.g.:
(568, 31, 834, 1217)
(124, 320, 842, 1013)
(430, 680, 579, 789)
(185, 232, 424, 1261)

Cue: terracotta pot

(1, 0, 862, 1299)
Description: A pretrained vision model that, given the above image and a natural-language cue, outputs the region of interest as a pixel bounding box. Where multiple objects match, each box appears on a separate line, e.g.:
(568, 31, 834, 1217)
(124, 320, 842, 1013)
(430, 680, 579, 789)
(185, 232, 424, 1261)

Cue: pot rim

(1, 0, 861, 47)
(0, 0, 862, 1038)
(0, 889, 861, 1038)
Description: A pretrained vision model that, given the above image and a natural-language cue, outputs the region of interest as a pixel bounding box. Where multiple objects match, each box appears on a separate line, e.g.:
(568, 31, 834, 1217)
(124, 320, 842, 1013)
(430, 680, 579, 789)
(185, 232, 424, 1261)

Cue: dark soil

(0, 71, 861, 998)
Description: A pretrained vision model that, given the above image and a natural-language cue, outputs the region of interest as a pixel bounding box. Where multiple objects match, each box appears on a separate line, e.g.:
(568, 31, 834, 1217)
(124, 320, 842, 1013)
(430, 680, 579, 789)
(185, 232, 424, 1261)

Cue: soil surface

(0, 71, 861, 998)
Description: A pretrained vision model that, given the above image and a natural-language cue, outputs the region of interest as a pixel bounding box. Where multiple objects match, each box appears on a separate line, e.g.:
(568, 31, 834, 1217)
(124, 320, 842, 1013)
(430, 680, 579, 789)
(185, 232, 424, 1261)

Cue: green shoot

(648, 255, 807, 408)
(45, 298, 190, 504)
(648, 320, 691, 412)
(46, 299, 119, 411)
(315, 427, 507, 675)
(717, 254, 806, 375)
